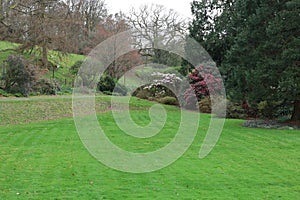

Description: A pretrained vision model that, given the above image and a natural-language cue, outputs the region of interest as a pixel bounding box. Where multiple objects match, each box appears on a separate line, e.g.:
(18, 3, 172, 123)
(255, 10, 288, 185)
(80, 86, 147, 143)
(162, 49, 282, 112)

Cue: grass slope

(0, 41, 85, 87)
(0, 96, 156, 126)
(0, 97, 299, 199)
(45, 52, 85, 87)
(0, 41, 19, 63)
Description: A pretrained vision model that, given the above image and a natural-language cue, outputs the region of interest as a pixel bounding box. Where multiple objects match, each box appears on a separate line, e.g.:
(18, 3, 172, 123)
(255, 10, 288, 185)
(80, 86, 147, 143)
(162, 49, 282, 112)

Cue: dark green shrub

(159, 96, 178, 105)
(97, 75, 115, 93)
(276, 103, 293, 119)
(215, 100, 247, 119)
(199, 97, 212, 113)
(245, 104, 259, 118)
(257, 100, 282, 119)
(14, 93, 23, 97)
(103, 91, 113, 95)
(226, 101, 247, 119)
(1, 55, 37, 96)
(0, 89, 11, 97)
(69, 61, 83, 75)
(97, 74, 127, 96)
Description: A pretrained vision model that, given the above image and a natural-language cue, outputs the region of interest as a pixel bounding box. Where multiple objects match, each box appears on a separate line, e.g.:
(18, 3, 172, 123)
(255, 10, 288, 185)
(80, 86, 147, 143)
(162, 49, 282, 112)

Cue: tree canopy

(189, 0, 300, 121)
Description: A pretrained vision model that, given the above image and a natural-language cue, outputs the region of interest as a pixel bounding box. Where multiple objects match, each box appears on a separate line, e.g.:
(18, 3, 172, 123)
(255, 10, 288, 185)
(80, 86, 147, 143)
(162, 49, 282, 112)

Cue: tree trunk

(42, 44, 48, 68)
(291, 100, 300, 122)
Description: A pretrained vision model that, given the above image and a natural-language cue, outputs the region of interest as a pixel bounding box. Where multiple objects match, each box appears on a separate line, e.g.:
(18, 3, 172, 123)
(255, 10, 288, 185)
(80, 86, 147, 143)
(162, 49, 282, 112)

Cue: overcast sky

(106, 0, 193, 20)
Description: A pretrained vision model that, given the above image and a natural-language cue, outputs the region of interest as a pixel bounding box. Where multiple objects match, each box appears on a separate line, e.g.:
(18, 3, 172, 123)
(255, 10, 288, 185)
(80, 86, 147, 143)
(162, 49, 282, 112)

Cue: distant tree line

(0, 1, 187, 96)
(0, 1, 187, 68)
(0, 0, 113, 67)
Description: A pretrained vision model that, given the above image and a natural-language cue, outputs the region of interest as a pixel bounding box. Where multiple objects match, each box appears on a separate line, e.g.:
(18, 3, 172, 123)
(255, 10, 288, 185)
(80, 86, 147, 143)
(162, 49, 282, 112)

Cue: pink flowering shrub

(184, 65, 222, 107)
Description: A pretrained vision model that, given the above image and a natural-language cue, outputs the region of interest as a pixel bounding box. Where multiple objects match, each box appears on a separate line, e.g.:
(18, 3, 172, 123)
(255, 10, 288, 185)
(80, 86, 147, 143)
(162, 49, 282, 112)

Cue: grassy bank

(0, 96, 158, 126)
(0, 41, 85, 88)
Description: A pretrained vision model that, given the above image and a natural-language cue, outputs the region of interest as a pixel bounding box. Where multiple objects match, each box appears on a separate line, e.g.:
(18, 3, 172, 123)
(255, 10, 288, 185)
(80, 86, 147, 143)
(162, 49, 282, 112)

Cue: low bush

(133, 85, 177, 100)
(102, 91, 112, 95)
(132, 87, 152, 100)
(214, 100, 247, 119)
(226, 101, 247, 119)
(198, 97, 211, 113)
(1, 55, 37, 96)
(34, 79, 61, 95)
(0, 89, 11, 97)
(97, 75, 127, 96)
(98, 75, 115, 93)
(159, 96, 178, 105)
(14, 93, 23, 97)
(257, 100, 282, 119)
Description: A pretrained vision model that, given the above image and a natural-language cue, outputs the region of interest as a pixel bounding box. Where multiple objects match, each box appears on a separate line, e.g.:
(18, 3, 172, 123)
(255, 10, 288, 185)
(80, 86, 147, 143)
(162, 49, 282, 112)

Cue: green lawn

(0, 97, 299, 199)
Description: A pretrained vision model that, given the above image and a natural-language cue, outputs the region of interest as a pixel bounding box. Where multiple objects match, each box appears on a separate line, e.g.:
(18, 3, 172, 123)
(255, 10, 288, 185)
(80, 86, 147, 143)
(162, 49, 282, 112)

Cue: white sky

(106, 0, 193, 20)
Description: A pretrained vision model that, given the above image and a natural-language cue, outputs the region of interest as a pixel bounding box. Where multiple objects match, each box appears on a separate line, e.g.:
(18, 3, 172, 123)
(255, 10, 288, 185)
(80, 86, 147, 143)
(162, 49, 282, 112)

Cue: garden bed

(242, 120, 300, 130)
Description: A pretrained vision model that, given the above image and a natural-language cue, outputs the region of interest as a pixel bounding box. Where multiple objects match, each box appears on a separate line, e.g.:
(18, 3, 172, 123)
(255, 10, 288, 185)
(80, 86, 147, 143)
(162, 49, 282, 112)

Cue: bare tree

(65, 0, 107, 36)
(127, 4, 188, 64)
(97, 13, 143, 79)
(0, 0, 26, 43)
(0, 0, 10, 38)
(0, 0, 70, 67)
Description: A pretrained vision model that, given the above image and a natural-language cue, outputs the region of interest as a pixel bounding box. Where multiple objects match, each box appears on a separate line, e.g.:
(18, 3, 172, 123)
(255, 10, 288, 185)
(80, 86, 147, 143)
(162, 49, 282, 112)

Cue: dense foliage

(1, 55, 36, 96)
(189, 0, 300, 121)
(183, 65, 222, 109)
(97, 74, 127, 96)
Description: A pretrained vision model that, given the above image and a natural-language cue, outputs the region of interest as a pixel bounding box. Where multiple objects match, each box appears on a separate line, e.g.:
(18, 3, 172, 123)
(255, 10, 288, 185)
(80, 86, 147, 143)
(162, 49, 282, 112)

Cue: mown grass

(0, 96, 157, 126)
(0, 96, 299, 199)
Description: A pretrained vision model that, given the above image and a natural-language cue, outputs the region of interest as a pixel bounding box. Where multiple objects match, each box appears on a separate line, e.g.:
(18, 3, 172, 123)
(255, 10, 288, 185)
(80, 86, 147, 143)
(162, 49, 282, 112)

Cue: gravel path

(0, 95, 74, 101)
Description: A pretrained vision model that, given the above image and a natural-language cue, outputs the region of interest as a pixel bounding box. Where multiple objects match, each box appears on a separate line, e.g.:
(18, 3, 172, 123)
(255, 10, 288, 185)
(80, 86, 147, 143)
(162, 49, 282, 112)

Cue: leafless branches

(127, 4, 188, 59)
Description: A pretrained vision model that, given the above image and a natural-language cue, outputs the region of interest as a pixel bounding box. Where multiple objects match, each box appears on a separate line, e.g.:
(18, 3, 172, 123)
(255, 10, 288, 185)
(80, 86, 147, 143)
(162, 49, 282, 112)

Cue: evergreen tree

(189, 0, 300, 121)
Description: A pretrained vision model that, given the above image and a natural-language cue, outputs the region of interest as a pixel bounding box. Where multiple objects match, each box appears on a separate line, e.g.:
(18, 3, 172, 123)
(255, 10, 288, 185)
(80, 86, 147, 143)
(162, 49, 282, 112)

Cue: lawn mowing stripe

(0, 104, 299, 199)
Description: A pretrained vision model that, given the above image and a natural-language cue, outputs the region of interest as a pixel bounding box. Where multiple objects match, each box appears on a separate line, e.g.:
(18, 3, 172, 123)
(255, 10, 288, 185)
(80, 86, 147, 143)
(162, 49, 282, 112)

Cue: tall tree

(97, 13, 143, 79)
(127, 4, 187, 66)
(0, 0, 71, 67)
(266, 0, 300, 121)
(65, 0, 107, 42)
(65, 0, 107, 52)
(189, 0, 235, 66)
